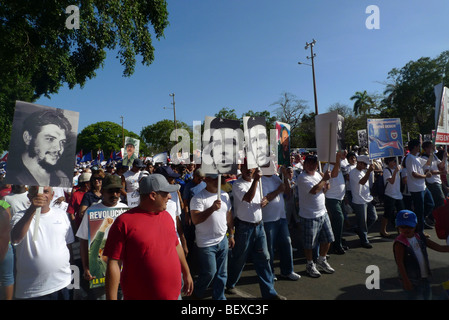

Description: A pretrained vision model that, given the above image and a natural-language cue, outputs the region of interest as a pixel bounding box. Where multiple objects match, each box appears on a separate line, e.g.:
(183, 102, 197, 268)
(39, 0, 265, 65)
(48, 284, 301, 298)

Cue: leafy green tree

(214, 107, 239, 121)
(0, 0, 169, 152)
(242, 110, 276, 131)
(140, 119, 192, 155)
(77, 121, 146, 157)
(384, 50, 449, 135)
(293, 112, 316, 148)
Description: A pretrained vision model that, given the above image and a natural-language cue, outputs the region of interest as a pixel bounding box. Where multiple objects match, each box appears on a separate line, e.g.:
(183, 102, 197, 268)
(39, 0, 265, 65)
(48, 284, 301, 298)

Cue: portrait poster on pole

(315, 111, 344, 163)
(243, 116, 270, 170)
(202, 116, 241, 175)
(122, 136, 140, 167)
(276, 121, 291, 167)
(357, 129, 368, 148)
(6, 101, 79, 188)
(87, 206, 128, 288)
(367, 118, 404, 160)
(6, 101, 79, 241)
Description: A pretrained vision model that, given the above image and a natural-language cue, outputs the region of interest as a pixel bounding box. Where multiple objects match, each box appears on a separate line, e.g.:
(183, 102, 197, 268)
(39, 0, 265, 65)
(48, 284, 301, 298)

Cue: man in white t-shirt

(3, 185, 30, 217)
(76, 174, 128, 299)
(227, 161, 286, 300)
(156, 165, 188, 256)
(421, 141, 446, 212)
(261, 170, 300, 281)
(11, 186, 74, 300)
(349, 155, 378, 248)
(324, 151, 347, 255)
(297, 155, 335, 278)
(190, 174, 234, 300)
(405, 140, 435, 233)
(380, 157, 404, 237)
(123, 159, 145, 196)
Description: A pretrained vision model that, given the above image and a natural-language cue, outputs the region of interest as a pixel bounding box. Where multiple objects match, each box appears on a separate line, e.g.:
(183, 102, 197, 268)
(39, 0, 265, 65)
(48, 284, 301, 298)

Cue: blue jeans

(194, 236, 228, 300)
(263, 219, 294, 276)
(410, 189, 434, 232)
(352, 202, 377, 244)
(405, 278, 432, 300)
(25, 287, 70, 300)
(227, 221, 277, 299)
(0, 243, 14, 287)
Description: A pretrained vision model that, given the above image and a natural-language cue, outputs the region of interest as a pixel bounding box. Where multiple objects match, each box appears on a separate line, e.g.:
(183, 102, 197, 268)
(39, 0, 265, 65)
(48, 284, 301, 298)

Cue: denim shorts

(0, 243, 14, 287)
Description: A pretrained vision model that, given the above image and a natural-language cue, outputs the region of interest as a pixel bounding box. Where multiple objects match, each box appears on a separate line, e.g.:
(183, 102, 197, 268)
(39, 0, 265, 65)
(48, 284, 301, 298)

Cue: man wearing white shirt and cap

(190, 173, 234, 300)
(349, 155, 378, 248)
(297, 155, 335, 278)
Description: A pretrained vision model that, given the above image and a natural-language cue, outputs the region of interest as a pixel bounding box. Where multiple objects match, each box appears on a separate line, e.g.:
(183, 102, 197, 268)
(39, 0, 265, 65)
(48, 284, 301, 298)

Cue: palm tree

(350, 90, 374, 115)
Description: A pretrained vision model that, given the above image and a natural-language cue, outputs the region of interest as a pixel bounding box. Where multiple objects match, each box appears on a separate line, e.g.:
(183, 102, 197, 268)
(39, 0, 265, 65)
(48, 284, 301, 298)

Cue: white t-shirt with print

(76, 201, 128, 240)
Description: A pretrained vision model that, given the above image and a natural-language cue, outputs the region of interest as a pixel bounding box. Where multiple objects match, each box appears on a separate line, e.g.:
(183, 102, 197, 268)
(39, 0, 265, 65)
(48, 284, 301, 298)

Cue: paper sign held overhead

(315, 111, 345, 163)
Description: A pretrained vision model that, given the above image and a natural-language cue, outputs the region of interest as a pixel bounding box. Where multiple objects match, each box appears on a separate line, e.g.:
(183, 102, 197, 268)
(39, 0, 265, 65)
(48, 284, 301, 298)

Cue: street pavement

(186, 205, 449, 301)
(71, 205, 449, 301)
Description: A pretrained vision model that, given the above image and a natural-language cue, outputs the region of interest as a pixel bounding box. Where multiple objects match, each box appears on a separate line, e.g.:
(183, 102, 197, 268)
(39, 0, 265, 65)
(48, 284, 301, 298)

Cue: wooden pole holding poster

(217, 174, 221, 200)
(32, 186, 44, 242)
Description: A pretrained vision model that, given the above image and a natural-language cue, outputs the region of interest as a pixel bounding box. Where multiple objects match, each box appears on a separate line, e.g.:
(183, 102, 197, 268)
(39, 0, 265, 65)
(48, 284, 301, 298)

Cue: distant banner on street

(435, 85, 449, 145)
(153, 151, 168, 164)
(367, 118, 404, 159)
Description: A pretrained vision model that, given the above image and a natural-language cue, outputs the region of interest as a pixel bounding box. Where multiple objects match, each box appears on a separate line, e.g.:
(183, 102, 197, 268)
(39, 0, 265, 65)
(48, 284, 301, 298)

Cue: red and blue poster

(367, 118, 404, 160)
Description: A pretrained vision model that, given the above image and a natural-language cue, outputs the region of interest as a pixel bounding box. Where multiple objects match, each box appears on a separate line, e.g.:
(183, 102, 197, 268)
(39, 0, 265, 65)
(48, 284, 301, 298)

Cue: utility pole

(169, 93, 178, 140)
(120, 115, 124, 147)
(305, 39, 318, 115)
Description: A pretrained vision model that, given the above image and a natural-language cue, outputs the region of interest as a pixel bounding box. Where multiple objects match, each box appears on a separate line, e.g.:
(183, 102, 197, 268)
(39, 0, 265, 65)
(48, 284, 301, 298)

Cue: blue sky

(36, 0, 449, 136)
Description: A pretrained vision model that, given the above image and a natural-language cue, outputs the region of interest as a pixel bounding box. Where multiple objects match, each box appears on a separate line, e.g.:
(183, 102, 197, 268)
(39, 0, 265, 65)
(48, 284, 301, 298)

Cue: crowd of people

(0, 139, 449, 300)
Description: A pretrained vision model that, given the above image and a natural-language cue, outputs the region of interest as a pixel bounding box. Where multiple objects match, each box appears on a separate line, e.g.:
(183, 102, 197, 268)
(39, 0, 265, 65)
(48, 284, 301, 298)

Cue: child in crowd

(393, 210, 449, 300)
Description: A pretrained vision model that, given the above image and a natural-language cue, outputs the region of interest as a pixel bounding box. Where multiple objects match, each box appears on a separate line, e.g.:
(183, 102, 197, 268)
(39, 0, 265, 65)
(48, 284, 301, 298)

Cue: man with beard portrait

(7, 107, 73, 188)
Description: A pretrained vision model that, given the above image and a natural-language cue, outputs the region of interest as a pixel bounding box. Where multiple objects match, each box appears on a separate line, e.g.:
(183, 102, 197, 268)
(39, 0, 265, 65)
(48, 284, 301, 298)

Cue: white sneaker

(306, 262, 321, 278)
(316, 258, 335, 274)
(280, 272, 301, 281)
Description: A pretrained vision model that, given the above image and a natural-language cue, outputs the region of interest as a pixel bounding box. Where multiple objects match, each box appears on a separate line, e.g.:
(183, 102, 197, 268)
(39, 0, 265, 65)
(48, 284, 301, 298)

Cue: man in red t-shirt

(104, 174, 194, 300)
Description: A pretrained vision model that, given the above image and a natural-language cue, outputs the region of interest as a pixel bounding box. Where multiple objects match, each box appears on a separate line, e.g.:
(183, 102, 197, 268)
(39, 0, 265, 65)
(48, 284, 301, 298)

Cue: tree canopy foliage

(77, 121, 146, 156)
(0, 0, 169, 152)
(140, 119, 192, 155)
